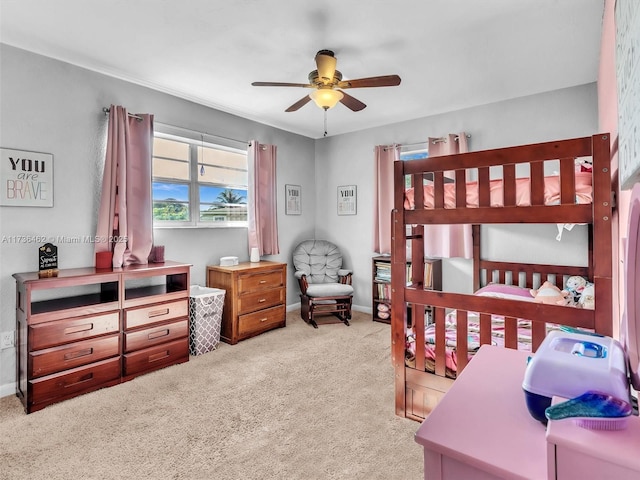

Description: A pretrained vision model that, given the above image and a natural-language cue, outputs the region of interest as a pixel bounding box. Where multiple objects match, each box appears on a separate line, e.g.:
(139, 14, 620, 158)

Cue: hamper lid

(621, 183, 640, 390)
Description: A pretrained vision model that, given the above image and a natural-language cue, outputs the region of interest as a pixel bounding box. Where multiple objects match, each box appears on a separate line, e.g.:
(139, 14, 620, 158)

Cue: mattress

(404, 171, 593, 210)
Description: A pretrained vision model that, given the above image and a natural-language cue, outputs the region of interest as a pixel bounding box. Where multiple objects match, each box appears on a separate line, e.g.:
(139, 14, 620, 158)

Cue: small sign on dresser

(38, 242, 58, 277)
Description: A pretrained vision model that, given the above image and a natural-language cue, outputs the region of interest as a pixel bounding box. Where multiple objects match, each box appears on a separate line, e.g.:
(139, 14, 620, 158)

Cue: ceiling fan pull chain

(324, 108, 328, 137)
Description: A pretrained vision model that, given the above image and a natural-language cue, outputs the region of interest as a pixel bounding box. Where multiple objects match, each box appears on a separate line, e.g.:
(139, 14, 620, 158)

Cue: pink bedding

(406, 314, 531, 378)
(404, 172, 593, 210)
(405, 312, 564, 378)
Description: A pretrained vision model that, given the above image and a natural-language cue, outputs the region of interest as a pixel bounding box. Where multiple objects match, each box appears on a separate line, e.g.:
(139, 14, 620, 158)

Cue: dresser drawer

(238, 304, 286, 337)
(29, 311, 120, 350)
(238, 288, 284, 315)
(29, 357, 121, 405)
(123, 318, 188, 353)
(124, 300, 188, 330)
(29, 334, 120, 378)
(123, 338, 189, 377)
(238, 269, 285, 293)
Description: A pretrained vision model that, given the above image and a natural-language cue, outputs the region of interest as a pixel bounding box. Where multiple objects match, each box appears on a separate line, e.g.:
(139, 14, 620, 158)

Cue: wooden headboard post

(591, 133, 613, 337)
(391, 160, 408, 417)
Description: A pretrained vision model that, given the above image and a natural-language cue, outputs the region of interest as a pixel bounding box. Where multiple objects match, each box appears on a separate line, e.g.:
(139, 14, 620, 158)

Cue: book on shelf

(374, 261, 391, 282)
(375, 257, 438, 289)
(425, 261, 434, 289)
(405, 260, 435, 288)
(376, 282, 392, 301)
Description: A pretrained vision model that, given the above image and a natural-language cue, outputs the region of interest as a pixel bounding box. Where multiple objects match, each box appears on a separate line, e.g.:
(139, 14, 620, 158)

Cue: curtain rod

(382, 133, 472, 151)
(402, 133, 472, 149)
(102, 107, 143, 121)
(102, 107, 248, 146)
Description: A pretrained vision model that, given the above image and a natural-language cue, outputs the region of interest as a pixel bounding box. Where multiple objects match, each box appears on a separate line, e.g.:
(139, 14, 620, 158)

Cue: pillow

(474, 283, 536, 302)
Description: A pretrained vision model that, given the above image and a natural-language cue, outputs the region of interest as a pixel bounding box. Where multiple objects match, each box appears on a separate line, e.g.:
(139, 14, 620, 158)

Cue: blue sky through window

(152, 183, 247, 203)
(200, 186, 247, 204)
(153, 182, 188, 201)
(400, 151, 429, 161)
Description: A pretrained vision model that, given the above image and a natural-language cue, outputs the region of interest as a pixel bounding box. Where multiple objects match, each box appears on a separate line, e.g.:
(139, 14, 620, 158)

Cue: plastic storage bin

(189, 285, 225, 355)
(522, 330, 629, 423)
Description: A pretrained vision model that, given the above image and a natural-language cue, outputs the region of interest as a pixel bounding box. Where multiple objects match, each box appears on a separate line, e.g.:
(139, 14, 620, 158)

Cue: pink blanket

(405, 312, 567, 377)
(404, 172, 593, 209)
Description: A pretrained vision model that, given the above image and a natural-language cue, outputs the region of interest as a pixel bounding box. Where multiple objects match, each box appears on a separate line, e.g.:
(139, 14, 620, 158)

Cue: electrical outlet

(0, 331, 15, 349)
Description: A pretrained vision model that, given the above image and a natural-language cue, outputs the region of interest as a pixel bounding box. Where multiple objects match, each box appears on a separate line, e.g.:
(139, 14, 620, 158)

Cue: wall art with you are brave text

(1, 148, 54, 207)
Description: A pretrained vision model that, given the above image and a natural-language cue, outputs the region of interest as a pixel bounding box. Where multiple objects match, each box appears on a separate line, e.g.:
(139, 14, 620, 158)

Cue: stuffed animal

(578, 282, 595, 310)
(563, 275, 587, 306)
(531, 281, 569, 305)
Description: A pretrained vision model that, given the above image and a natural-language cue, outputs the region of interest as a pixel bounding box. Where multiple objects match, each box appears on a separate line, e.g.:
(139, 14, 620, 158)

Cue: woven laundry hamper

(189, 285, 225, 355)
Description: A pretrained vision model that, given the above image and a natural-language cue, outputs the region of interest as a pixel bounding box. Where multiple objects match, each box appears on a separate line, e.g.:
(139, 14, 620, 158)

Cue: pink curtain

(424, 133, 472, 259)
(95, 105, 154, 267)
(373, 144, 400, 254)
(247, 140, 279, 256)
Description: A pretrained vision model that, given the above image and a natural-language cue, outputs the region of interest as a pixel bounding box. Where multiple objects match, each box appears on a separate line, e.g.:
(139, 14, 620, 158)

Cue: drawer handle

(62, 372, 93, 388)
(148, 308, 170, 318)
(258, 298, 266, 303)
(64, 323, 94, 335)
(64, 348, 93, 360)
(148, 329, 170, 340)
(259, 280, 267, 284)
(260, 317, 268, 322)
(148, 350, 170, 363)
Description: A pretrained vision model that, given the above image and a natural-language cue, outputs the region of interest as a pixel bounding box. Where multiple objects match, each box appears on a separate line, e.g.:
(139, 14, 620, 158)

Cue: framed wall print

(337, 185, 357, 215)
(1, 148, 54, 207)
(285, 184, 301, 215)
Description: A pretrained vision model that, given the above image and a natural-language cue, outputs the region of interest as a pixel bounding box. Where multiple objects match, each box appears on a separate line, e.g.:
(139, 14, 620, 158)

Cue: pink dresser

(414, 345, 547, 479)
(415, 344, 640, 479)
(546, 399, 640, 479)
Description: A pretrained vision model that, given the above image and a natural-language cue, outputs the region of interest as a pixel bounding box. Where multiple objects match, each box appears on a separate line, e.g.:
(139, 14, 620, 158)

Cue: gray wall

(0, 44, 598, 395)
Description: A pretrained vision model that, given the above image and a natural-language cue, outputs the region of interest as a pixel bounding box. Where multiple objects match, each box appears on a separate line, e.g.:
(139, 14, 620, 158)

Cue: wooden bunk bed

(390, 133, 613, 422)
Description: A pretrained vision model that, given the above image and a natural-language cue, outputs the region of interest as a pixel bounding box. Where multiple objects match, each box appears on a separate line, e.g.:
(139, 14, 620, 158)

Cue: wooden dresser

(206, 261, 286, 344)
(120, 262, 190, 381)
(13, 261, 190, 414)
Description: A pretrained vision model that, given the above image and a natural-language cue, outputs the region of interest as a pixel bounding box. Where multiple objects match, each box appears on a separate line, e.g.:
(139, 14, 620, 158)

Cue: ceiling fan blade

(315, 50, 337, 84)
(338, 90, 366, 112)
(285, 95, 312, 112)
(252, 81, 313, 88)
(337, 74, 401, 89)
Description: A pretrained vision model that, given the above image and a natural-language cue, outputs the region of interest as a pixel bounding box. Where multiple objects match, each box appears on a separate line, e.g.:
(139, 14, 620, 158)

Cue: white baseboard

(0, 382, 16, 398)
(286, 302, 301, 312)
(352, 305, 372, 315)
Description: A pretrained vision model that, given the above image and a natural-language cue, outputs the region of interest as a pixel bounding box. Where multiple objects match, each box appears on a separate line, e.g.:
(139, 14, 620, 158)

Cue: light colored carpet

(0, 310, 424, 480)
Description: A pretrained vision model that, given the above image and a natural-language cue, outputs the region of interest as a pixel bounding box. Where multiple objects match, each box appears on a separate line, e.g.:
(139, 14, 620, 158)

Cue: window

(152, 131, 248, 227)
(400, 149, 429, 161)
(400, 148, 429, 188)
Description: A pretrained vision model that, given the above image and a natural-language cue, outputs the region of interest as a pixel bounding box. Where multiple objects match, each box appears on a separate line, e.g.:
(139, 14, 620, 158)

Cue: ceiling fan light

(310, 89, 344, 109)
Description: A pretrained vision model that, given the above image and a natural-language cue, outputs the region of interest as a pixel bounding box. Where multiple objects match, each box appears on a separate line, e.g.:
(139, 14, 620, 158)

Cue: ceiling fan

(251, 49, 401, 112)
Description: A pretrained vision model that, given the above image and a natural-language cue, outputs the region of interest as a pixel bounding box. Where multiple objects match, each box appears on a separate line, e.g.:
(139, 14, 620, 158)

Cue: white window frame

(152, 128, 248, 229)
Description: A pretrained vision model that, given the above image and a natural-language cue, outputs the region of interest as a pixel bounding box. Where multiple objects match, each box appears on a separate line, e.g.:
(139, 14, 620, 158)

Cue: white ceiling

(0, 0, 605, 139)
